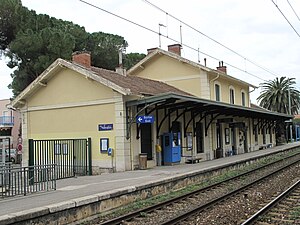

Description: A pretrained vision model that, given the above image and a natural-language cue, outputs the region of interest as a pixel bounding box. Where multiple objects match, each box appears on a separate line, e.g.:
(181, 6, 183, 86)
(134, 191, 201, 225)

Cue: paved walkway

(1, 142, 300, 218)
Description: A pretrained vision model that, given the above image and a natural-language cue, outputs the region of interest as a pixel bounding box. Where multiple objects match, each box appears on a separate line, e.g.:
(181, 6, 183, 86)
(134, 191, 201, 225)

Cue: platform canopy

(126, 93, 292, 139)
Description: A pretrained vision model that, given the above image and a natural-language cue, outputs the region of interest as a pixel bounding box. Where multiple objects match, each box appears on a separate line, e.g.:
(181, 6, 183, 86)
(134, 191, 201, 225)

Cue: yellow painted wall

(25, 69, 118, 165)
(209, 75, 249, 106)
(27, 104, 115, 162)
(132, 55, 206, 97)
(28, 69, 114, 107)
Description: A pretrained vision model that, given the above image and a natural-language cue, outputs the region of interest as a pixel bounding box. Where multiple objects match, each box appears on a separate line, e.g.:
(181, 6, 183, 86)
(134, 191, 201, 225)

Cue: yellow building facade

(12, 48, 291, 174)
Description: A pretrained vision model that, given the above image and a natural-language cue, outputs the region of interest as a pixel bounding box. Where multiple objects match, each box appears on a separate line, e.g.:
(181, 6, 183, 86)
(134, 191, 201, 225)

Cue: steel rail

(160, 158, 300, 225)
(100, 151, 300, 225)
(241, 179, 300, 225)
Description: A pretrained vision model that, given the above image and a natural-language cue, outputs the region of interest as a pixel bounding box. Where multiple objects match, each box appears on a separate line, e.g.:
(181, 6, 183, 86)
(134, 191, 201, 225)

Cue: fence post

(23, 167, 27, 195)
(88, 138, 92, 175)
(28, 139, 34, 185)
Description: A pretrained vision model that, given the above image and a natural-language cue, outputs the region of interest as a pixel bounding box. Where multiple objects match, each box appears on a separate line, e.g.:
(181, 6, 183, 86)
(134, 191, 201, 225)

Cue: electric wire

(271, 0, 300, 38)
(78, 0, 300, 90)
(78, 0, 265, 83)
(142, 0, 281, 79)
(287, 0, 300, 22)
(143, 0, 300, 91)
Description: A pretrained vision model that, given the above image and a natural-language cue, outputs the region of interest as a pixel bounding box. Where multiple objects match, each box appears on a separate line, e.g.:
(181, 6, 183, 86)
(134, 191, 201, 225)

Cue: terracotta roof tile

(90, 67, 191, 96)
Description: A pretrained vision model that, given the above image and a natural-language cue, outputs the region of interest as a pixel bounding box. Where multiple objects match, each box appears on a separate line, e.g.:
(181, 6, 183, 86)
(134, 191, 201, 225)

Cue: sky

(1, 0, 300, 104)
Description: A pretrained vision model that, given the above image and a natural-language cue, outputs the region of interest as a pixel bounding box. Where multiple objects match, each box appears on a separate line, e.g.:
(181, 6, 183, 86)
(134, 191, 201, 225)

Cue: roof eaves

(12, 59, 132, 108)
(126, 92, 292, 119)
(63, 61, 131, 96)
(128, 48, 257, 88)
(12, 58, 64, 108)
(209, 69, 257, 88)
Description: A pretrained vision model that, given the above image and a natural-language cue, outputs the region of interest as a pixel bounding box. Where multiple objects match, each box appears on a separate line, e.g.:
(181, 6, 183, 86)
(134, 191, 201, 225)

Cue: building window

(229, 88, 235, 104)
(215, 84, 220, 101)
(241, 92, 246, 106)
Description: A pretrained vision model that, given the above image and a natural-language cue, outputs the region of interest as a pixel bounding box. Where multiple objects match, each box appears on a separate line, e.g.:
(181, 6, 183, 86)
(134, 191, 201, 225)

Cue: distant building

(0, 99, 21, 150)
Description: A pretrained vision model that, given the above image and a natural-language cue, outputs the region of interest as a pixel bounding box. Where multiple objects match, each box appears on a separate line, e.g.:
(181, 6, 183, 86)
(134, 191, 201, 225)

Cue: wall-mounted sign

(100, 138, 109, 152)
(98, 124, 113, 131)
(136, 115, 154, 124)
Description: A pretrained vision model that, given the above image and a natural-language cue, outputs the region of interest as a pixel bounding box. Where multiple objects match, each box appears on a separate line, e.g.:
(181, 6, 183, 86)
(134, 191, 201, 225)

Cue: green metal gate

(29, 138, 92, 179)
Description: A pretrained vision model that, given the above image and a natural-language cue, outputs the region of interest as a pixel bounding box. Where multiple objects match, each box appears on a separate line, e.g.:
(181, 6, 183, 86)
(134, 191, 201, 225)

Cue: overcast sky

(1, 0, 300, 103)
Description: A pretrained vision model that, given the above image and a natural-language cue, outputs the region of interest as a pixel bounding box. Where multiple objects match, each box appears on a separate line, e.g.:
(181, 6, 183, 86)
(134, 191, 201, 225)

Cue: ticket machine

(162, 132, 181, 165)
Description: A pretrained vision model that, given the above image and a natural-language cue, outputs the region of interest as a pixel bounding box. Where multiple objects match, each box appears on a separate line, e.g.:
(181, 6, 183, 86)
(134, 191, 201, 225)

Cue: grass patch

(290, 206, 300, 220)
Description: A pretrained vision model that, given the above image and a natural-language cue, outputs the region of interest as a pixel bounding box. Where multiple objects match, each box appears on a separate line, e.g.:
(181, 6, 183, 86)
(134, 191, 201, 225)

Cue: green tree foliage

(0, 0, 145, 96)
(257, 77, 300, 144)
(124, 52, 146, 69)
(257, 77, 300, 115)
(0, 0, 22, 50)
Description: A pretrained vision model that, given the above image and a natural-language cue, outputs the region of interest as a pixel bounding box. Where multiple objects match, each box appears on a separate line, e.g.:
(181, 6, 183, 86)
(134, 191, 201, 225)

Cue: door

(140, 123, 152, 160)
(196, 122, 204, 153)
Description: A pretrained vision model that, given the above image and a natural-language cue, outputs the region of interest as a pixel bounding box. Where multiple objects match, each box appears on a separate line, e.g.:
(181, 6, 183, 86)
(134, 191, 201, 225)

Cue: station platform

(0, 142, 300, 223)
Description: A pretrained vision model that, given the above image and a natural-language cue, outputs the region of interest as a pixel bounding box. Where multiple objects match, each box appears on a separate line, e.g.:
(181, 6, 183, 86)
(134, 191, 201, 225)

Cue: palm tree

(257, 77, 300, 144)
(257, 77, 300, 115)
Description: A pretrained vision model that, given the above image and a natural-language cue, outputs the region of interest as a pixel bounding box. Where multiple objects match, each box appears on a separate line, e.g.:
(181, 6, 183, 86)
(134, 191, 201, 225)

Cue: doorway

(140, 123, 153, 160)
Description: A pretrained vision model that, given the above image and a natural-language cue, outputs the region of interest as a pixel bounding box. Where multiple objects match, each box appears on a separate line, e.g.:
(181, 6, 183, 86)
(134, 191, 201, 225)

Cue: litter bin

(139, 153, 147, 170)
(215, 148, 223, 159)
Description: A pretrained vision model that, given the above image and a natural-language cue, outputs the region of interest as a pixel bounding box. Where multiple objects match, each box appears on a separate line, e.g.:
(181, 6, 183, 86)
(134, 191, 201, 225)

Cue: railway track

(96, 150, 300, 225)
(241, 179, 300, 225)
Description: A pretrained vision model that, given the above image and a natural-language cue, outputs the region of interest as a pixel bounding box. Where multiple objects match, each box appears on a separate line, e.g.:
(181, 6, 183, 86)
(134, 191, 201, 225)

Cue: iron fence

(29, 138, 92, 179)
(0, 163, 56, 198)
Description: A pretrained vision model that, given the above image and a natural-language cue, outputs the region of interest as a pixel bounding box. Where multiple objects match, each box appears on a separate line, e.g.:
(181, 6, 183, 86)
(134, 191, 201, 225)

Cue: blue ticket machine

(162, 132, 181, 165)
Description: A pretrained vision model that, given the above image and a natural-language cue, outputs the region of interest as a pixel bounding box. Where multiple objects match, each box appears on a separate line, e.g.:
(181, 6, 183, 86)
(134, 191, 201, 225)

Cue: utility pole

(158, 23, 166, 48)
(288, 78, 293, 142)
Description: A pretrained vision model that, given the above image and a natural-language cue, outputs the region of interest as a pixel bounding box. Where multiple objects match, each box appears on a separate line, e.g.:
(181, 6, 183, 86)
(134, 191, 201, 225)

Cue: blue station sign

(136, 115, 155, 124)
(98, 124, 113, 131)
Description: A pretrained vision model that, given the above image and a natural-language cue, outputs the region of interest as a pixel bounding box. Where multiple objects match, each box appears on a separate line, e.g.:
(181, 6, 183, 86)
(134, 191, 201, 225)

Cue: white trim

(26, 98, 116, 112)
(161, 74, 200, 82)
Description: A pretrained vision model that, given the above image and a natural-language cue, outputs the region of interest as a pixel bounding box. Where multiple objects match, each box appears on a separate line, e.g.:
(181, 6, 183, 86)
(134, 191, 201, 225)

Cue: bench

(259, 144, 272, 150)
(186, 157, 202, 164)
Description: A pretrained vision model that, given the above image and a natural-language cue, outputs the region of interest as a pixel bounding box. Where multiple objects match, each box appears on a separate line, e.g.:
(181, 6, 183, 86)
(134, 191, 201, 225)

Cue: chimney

(147, 47, 158, 55)
(72, 51, 91, 69)
(115, 67, 126, 76)
(115, 47, 126, 76)
(168, 44, 182, 56)
(216, 61, 227, 74)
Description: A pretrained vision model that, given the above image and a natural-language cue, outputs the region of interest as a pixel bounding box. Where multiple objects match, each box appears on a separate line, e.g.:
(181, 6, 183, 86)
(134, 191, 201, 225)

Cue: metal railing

(0, 116, 14, 126)
(0, 164, 56, 198)
(29, 138, 92, 179)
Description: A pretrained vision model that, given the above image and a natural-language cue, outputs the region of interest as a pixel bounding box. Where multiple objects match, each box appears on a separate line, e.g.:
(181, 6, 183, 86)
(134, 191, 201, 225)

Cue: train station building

(11, 44, 292, 175)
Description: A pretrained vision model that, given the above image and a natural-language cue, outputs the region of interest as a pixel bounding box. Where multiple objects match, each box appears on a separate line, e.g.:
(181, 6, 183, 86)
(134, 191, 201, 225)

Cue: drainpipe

(249, 86, 258, 106)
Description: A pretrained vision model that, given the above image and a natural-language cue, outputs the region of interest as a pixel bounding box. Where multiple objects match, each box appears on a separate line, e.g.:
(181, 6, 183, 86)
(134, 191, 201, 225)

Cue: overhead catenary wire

(142, 0, 282, 79)
(78, 0, 300, 92)
(143, 0, 300, 90)
(271, 0, 300, 38)
(287, 0, 300, 22)
(78, 0, 266, 83)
